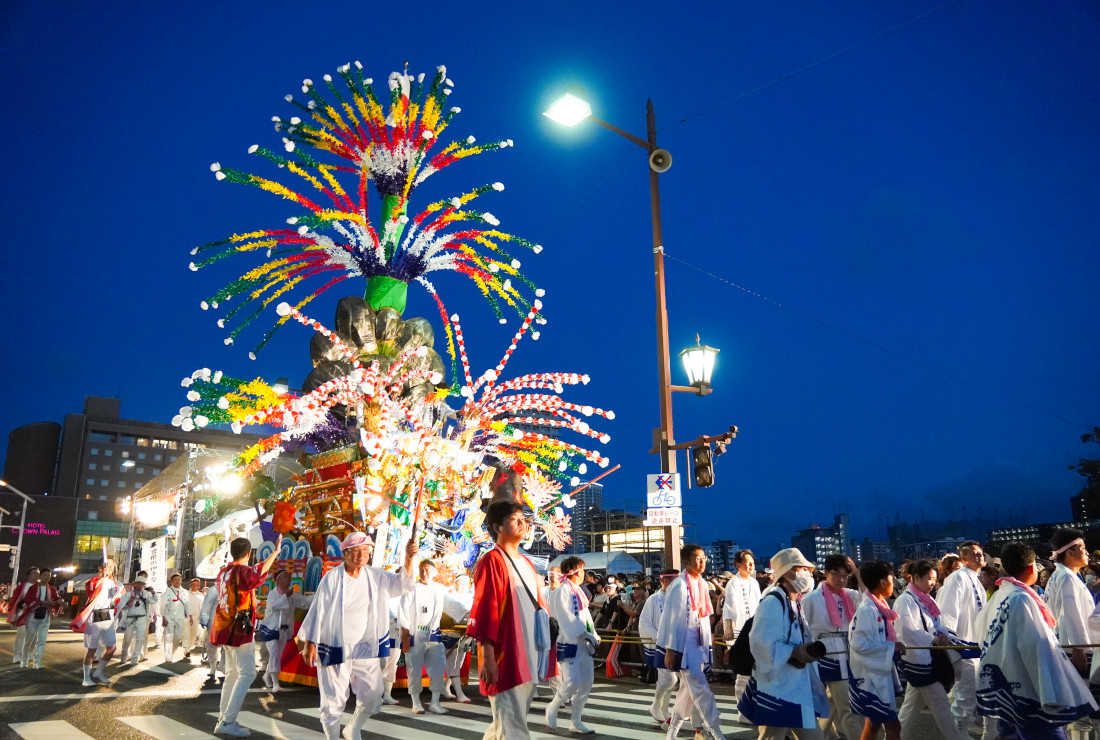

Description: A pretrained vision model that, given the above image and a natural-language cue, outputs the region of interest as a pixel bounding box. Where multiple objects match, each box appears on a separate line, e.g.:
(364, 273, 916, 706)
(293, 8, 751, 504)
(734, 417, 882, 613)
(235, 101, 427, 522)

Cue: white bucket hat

(771, 548, 815, 581)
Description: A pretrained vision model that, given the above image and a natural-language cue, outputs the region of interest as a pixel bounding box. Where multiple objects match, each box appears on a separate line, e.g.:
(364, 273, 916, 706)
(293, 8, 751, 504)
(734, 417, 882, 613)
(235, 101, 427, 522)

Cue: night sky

(2, 1, 1098, 557)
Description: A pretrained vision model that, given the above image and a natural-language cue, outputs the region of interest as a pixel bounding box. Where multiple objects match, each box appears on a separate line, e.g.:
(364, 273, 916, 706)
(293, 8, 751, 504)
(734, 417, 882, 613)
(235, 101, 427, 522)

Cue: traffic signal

(693, 445, 714, 488)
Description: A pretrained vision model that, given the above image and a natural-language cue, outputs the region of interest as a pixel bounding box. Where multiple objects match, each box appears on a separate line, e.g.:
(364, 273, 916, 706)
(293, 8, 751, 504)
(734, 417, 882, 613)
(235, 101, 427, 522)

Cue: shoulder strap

(501, 549, 540, 611)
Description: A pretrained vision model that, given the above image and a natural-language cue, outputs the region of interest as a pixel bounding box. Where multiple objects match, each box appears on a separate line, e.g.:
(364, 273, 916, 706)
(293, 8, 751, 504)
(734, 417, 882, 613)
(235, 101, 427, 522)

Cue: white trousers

(382, 647, 400, 684)
(406, 640, 446, 694)
(163, 616, 186, 658)
(23, 616, 50, 665)
(122, 616, 150, 663)
(900, 681, 966, 740)
(445, 638, 472, 683)
(557, 652, 594, 704)
(670, 659, 722, 732)
(759, 726, 825, 740)
(12, 624, 27, 663)
(821, 679, 863, 740)
(951, 658, 979, 723)
(207, 636, 224, 675)
(218, 642, 256, 725)
(262, 633, 289, 683)
(484, 681, 534, 740)
(318, 658, 383, 729)
(184, 615, 202, 651)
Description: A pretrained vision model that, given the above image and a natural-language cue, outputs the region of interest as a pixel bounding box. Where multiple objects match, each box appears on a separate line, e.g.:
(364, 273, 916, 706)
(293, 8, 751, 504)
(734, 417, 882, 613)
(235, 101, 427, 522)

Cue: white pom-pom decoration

(171, 415, 183, 427)
(231, 420, 243, 434)
(181, 378, 192, 387)
(511, 259, 521, 268)
(297, 225, 309, 235)
(200, 301, 209, 311)
(581, 375, 590, 384)
(248, 352, 257, 360)
(482, 212, 500, 226)
(189, 262, 198, 271)
(535, 288, 546, 297)
(492, 182, 504, 191)
(606, 411, 616, 420)
(223, 337, 233, 345)
(186, 390, 200, 402)
(276, 302, 292, 316)
(248, 144, 258, 154)
(213, 370, 222, 383)
(579, 463, 588, 474)
(214, 171, 226, 181)
(181, 417, 195, 432)
(533, 244, 543, 254)
(217, 319, 225, 328)
(217, 397, 230, 410)
(488, 264, 499, 273)
(532, 331, 540, 340)
(180, 406, 193, 417)
(599, 434, 611, 444)
(451, 197, 461, 207)
(533, 299, 543, 311)
(570, 476, 580, 487)
(415, 346, 428, 357)
(482, 369, 497, 382)
(210, 162, 221, 172)
(429, 372, 443, 384)
(194, 415, 209, 428)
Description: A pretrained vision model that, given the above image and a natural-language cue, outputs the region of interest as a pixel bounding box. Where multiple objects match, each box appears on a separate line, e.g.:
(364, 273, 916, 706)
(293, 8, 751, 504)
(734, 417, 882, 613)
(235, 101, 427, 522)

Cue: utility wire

(663, 251, 1087, 429)
(675, 0, 968, 126)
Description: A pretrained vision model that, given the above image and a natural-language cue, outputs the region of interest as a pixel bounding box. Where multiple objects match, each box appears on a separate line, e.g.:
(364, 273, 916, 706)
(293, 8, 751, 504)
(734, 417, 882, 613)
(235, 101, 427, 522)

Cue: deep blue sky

(2, 1, 1098, 556)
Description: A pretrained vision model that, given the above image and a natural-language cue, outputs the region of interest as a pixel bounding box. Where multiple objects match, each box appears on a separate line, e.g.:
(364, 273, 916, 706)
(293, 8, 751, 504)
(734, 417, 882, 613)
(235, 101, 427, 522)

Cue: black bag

(548, 616, 560, 644)
(228, 566, 254, 637)
(729, 590, 791, 676)
(34, 606, 48, 620)
(919, 608, 956, 690)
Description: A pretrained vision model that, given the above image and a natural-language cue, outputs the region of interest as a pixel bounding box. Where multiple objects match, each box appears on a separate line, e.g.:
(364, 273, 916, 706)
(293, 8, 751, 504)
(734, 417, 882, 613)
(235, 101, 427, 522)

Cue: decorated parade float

(175, 63, 614, 686)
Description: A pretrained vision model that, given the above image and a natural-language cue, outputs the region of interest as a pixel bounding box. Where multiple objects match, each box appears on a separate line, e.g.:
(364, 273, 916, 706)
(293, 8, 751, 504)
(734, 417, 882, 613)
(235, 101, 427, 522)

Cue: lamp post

(0, 479, 36, 592)
(545, 90, 736, 570)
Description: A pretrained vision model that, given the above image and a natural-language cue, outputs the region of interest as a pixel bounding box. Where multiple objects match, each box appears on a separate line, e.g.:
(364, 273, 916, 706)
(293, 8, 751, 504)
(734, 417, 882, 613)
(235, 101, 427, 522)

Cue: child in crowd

(849, 559, 905, 740)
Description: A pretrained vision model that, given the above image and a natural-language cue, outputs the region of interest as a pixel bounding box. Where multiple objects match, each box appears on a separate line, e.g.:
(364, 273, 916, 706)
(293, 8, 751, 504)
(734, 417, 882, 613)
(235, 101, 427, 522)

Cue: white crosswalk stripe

(5, 680, 753, 739)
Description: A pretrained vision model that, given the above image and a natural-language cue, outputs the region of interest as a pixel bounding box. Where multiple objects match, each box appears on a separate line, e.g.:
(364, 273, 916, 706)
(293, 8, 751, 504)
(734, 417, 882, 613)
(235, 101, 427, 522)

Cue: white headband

(1054, 537, 1085, 556)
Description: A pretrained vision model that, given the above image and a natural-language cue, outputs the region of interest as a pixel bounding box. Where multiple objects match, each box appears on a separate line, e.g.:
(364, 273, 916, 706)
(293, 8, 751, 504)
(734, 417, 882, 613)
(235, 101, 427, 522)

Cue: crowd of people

(7, 516, 1100, 740)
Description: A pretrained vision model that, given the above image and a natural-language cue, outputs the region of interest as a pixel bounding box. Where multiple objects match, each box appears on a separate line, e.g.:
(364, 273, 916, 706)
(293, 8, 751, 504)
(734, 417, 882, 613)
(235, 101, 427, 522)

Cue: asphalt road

(0, 624, 956, 739)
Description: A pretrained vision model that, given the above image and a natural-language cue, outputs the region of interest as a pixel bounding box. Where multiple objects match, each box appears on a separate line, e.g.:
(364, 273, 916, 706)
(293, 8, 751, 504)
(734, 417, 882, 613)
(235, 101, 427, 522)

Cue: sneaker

(214, 721, 251, 737)
(82, 677, 97, 687)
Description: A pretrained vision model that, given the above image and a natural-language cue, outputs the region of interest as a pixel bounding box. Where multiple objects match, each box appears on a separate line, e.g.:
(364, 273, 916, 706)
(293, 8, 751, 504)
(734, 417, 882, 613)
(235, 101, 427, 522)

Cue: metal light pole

(545, 93, 689, 570)
(0, 480, 36, 592)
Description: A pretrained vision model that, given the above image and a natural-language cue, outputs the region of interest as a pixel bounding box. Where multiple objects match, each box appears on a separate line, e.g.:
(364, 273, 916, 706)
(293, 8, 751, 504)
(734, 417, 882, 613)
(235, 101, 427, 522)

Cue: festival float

(175, 63, 615, 686)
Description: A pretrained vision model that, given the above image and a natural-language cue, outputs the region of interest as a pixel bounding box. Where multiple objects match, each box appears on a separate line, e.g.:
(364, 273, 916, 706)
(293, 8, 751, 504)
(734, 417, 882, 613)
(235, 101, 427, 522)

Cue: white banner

(141, 536, 168, 593)
(643, 507, 683, 527)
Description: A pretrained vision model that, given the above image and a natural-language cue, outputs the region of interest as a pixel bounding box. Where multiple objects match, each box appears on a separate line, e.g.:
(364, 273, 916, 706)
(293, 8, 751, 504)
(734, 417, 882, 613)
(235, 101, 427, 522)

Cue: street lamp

(0, 479, 35, 592)
(544, 89, 735, 570)
(678, 334, 720, 395)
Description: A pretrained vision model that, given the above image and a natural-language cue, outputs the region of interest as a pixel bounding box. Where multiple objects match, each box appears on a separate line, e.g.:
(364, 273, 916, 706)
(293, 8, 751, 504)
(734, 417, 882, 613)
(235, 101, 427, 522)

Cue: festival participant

(441, 573, 474, 704)
(73, 556, 125, 686)
(640, 569, 681, 724)
(658, 543, 726, 740)
(300, 532, 417, 740)
(802, 554, 864, 740)
(1045, 529, 1095, 679)
(468, 500, 548, 740)
(19, 567, 64, 669)
(381, 593, 402, 705)
(739, 547, 827, 740)
(722, 550, 760, 713)
(8, 566, 39, 665)
(545, 556, 600, 734)
(210, 535, 282, 738)
(119, 575, 154, 665)
(894, 558, 965, 740)
(936, 540, 987, 737)
(186, 577, 206, 656)
(849, 560, 905, 740)
(400, 559, 449, 715)
(539, 565, 564, 699)
(976, 542, 1097, 740)
(160, 572, 191, 662)
(257, 569, 312, 692)
(199, 579, 224, 680)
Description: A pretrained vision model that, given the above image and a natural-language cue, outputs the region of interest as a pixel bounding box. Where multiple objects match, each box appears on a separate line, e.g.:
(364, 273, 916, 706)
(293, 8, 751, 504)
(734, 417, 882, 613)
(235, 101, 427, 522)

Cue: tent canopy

(548, 551, 642, 574)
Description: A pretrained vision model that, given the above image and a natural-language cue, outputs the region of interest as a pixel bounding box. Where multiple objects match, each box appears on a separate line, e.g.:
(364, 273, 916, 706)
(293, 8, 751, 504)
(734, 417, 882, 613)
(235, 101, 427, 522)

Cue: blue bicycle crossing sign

(646, 474, 682, 508)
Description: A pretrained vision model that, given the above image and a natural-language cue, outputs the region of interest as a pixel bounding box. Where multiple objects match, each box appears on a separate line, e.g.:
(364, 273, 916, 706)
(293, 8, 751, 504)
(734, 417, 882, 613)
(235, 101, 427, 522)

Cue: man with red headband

(657, 543, 726, 740)
(545, 556, 600, 733)
(300, 531, 417, 740)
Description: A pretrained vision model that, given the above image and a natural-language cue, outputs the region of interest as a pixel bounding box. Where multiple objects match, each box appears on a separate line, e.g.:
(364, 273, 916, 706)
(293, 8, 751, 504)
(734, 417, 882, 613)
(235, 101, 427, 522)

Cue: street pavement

(1, 625, 953, 739)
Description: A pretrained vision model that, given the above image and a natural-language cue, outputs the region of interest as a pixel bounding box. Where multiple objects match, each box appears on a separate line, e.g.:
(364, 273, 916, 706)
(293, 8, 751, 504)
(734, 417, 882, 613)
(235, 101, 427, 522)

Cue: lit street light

(0, 479, 36, 591)
(545, 88, 737, 570)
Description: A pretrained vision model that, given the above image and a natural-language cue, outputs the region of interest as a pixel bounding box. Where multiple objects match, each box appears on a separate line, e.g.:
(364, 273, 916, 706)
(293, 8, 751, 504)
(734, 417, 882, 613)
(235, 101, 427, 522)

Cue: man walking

(73, 557, 125, 686)
(400, 559, 449, 714)
(186, 577, 206, 657)
(300, 532, 417, 740)
(545, 556, 600, 734)
(936, 540, 987, 737)
(468, 500, 548, 740)
(119, 574, 154, 665)
(160, 573, 191, 662)
(209, 535, 281, 738)
(8, 566, 40, 665)
(722, 550, 760, 716)
(19, 567, 64, 669)
(640, 569, 680, 724)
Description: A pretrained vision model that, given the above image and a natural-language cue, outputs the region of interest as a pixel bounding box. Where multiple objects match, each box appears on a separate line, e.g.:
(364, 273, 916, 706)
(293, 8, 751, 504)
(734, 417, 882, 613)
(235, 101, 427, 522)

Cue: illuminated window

(118, 481, 126, 488)
(86, 478, 95, 486)
(136, 438, 150, 447)
(138, 452, 146, 460)
(120, 436, 135, 445)
(90, 448, 98, 455)
(104, 450, 113, 457)
(89, 463, 97, 471)
(100, 480, 108, 487)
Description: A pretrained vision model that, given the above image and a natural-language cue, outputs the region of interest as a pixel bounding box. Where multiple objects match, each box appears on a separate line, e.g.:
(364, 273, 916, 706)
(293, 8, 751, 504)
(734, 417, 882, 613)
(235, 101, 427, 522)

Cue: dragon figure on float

(174, 62, 615, 605)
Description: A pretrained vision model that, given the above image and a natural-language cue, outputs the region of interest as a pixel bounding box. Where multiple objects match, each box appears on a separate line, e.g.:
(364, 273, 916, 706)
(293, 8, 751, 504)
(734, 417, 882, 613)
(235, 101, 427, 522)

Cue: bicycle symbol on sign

(650, 490, 678, 507)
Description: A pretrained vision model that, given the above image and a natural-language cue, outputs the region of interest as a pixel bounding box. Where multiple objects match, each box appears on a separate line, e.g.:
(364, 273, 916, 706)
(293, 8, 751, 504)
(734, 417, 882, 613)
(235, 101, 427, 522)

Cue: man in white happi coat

(441, 573, 474, 704)
(545, 556, 600, 734)
(976, 542, 1097, 740)
(539, 566, 564, 698)
(936, 539, 988, 736)
(74, 557, 125, 686)
(1045, 529, 1096, 676)
(802, 554, 865, 740)
(300, 532, 417, 740)
(658, 544, 727, 740)
(400, 559, 449, 715)
(185, 577, 206, 656)
(257, 569, 312, 692)
(641, 569, 681, 724)
(722, 549, 761, 715)
(119, 575, 154, 665)
(160, 572, 191, 661)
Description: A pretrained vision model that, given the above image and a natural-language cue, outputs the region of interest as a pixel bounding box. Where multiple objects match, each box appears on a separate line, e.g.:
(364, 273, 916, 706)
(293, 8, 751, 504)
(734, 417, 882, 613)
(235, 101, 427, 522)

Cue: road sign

(646, 474, 681, 508)
(644, 506, 683, 527)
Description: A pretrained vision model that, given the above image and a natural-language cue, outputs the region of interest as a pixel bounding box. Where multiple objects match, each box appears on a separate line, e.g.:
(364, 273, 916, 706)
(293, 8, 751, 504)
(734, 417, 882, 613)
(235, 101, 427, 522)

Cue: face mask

(791, 572, 814, 594)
